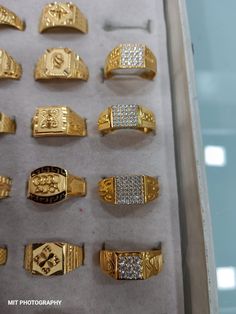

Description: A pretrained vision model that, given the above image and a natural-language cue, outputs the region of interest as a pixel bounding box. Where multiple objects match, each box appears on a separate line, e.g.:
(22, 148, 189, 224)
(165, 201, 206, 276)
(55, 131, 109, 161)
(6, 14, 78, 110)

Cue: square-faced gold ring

(24, 242, 84, 276)
(34, 48, 89, 81)
(100, 248, 163, 280)
(98, 175, 160, 205)
(0, 49, 22, 80)
(98, 104, 156, 135)
(0, 247, 7, 265)
(104, 43, 157, 80)
(32, 106, 87, 137)
(27, 166, 87, 204)
(0, 112, 16, 134)
(39, 2, 88, 33)
(0, 5, 25, 31)
(0, 176, 12, 199)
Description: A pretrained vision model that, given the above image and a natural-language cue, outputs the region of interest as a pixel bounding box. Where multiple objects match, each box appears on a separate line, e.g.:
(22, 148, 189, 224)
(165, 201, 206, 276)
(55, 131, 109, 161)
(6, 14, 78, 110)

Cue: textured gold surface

(0, 247, 7, 265)
(0, 112, 16, 134)
(34, 48, 89, 81)
(100, 249, 163, 280)
(0, 5, 25, 30)
(0, 176, 12, 199)
(39, 2, 88, 33)
(32, 106, 87, 137)
(24, 242, 83, 276)
(0, 49, 22, 80)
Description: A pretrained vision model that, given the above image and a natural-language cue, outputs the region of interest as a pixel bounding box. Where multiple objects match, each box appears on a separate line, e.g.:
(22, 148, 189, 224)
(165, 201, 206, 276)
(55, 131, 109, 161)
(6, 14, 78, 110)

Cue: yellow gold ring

(0, 112, 16, 134)
(24, 242, 84, 276)
(98, 175, 160, 205)
(27, 166, 87, 204)
(104, 43, 157, 80)
(0, 176, 12, 199)
(0, 5, 25, 31)
(0, 49, 22, 80)
(0, 247, 7, 265)
(34, 48, 89, 81)
(98, 104, 156, 135)
(32, 106, 87, 137)
(39, 2, 88, 33)
(100, 248, 163, 280)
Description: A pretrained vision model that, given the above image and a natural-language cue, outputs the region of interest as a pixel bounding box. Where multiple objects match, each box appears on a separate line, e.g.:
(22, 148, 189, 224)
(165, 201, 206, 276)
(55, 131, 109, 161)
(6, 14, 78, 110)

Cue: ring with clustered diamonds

(0, 49, 22, 80)
(0, 247, 7, 265)
(100, 249, 163, 280)
(104, 43, 157, 80)
(0, 5, 25, 31)
(98, 175, 160, 205)
(24, 242, 84, 276)
(0, 112, 16, 134)
(0, 176, 12, 199)
(98, 104, 156, 135)
(34, 48, 89, 81)
(39, 2, 88, 33)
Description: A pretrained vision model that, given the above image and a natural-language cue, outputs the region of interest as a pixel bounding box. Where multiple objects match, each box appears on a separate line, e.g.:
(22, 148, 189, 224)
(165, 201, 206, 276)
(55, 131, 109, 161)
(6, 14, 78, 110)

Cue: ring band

(100, 248, 163, 280)
(0, 247, 7, 265)
(34, 48, 89, 81)
(0, 112, 16, 134)
(0, 5, 25, 31)
(98, 175, 160, 205)
(104, 43, 157, 80)
(24, 242, 84, 276)
(39, 2, 88, 33)
(32, 106, 87, 137)
(98, 104, 156, 135)
(0, 49, 22, 80)
(0, 176, 12, 199)
(27, 166, 87, 204)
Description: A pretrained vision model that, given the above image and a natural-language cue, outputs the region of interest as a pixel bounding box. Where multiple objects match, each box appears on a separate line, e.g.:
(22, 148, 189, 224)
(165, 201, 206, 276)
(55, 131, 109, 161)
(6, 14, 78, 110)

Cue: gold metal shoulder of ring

(98, 104, 156, 135)
(100, 248, 163, 280)
(0, 49, 22, 80)
(32, 106, 87, 137)
(34, 48, 89, 81)
(24, 242, 84, 276)
(39, 2, 88, 33)
(0, 5, 25, 31)
(0, 176, 12, 199)
(104, 43, 157, 80)
(98, 175, 160, 205)
(0, 247, 7, 265)
(27, 166, 87, 204)
(0, 112, 16, 134)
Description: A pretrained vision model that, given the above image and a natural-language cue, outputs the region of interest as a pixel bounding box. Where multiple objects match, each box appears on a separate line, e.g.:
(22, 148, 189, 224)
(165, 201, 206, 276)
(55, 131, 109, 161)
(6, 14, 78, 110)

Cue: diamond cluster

(115, 175, 144, 205)
(118, 255, 143, 280)
(121, 44, 145, 67)
(111, 104, 139, 128)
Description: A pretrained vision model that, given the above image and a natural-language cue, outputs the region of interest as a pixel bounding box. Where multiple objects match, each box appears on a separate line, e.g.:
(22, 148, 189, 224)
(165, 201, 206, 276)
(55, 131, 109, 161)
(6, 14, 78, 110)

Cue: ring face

(39, 2, 88, 33)
(0, 176, 12, 199)
(0, 247, 7, 265)
(0, 49, 22, 80)
(0, 5, 25, 31)
(0, 112, 16, 134)
(28, 166, 67, 204)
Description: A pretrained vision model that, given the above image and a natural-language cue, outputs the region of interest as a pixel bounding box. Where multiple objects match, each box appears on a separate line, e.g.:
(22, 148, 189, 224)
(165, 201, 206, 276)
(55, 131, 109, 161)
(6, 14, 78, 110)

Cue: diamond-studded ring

(100, 248, 163, 280)
(98, 175, 160, 205)
(24, 242, 84, 276)
(0, 247, 7, 266)
(98, 104, 156, 135)
(104, 43, 157, 80)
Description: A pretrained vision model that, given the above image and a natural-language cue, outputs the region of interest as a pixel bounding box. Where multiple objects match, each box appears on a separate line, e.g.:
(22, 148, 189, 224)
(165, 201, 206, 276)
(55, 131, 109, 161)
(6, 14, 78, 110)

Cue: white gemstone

(118, 255, 143, 280)
(121, 44, 145, 67)
(115, 175, 144, 205)
(112, 104, 139, 128)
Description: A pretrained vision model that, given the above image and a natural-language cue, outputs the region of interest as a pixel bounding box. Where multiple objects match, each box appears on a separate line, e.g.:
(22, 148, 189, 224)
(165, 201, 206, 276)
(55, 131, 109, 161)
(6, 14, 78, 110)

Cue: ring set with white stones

(118, 255, 143, 280)
(121, 44, 145, 67)
(115, 175, 145, 205)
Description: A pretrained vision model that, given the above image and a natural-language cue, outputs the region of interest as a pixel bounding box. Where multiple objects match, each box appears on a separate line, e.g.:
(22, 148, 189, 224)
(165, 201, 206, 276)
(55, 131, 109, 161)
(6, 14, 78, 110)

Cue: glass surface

(186, 0, 236, 313)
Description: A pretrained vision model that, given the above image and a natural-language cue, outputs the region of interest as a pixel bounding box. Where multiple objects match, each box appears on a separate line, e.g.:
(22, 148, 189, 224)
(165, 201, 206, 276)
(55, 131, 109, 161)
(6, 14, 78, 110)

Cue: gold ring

(24, 242, 84, 276)
(0, 112, 16, 134)
(0, 5, 25, 31)
(0, 176, 12, 199)
(98, 104, 156, 135)
(34, 48, 89, 81)
(100, 248, 163, 280)
(98, 175, 160, 205)
(39, 2, 88, 33)
(32, 106, 87, 137)
(0, 49, 22, 80)
(104, 43, 157, 80)
(27, 166, 87, 204)
(0, 247, 7, 265)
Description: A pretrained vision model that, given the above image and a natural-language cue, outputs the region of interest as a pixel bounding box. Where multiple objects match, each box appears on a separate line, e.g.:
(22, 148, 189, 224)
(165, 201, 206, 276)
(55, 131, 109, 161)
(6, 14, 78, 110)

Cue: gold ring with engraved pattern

(0, 176, 12, 199)
(0, 49, 22, 80)
(0, 112, 16, 134)
(39, 2, 88, 33)
(32, 106, 87, 137)
(98, 104, 156, 135)
(0, 247, 7, 265)
(34, 48, 89, 81)
(0, 5, 25, 31)
(27, 166, 87, 204)
(104, 43, 157, 80)
(98, 175, 160, 205)
(100, 248, 163, 280)
(24, 242, 84, 276)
